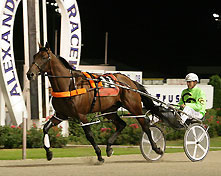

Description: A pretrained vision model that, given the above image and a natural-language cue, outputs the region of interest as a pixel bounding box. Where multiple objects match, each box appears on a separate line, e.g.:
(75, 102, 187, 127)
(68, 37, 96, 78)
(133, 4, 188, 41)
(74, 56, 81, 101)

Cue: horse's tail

(133, 81, 158, 114)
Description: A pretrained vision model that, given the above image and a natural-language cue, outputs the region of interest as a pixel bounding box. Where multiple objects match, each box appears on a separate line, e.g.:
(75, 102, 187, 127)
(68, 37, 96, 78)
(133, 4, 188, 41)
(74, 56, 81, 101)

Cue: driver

(178, 73, 206, 124)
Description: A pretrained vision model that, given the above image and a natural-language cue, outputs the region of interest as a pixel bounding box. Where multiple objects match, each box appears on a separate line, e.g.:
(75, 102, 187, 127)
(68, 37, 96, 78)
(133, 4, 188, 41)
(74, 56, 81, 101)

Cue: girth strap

(82, 72, 102, 112)
(51, 88, 87, 98)
(90, 82, 99, 113)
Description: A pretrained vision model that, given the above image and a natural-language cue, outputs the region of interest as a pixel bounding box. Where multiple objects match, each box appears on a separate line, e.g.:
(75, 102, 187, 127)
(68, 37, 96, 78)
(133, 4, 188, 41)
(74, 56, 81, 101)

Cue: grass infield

(0, 137, 220, 160)
(0, 147, 181, 160)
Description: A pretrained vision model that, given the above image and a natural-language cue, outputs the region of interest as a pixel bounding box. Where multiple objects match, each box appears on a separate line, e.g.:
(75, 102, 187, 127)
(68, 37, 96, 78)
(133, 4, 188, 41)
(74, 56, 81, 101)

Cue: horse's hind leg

(106, 113, 126, 157)
(136, 117, 163, 155)
(122, 95, 163, 155)
(43, 114, 62, 161)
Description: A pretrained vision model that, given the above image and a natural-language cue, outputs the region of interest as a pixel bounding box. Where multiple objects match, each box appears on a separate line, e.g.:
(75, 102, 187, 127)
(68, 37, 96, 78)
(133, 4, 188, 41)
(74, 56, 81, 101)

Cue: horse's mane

(57, 56, 75, 71)
(40, 47, 80, 72)
(57, 56, 82, 74)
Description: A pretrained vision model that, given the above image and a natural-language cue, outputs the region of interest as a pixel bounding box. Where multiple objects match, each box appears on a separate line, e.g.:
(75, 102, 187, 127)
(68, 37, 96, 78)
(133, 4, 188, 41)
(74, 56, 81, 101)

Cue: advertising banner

(58, 0, 81, 69)
(144, 85, 214, 109)
(0, 0, 27, 125)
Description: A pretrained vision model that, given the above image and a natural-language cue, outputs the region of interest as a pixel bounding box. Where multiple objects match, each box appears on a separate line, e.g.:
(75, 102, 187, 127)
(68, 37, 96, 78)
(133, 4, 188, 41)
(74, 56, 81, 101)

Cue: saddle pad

(98, 74, 119, 96)
(98, 87, 119, 96)
(82, 72, 120, 97)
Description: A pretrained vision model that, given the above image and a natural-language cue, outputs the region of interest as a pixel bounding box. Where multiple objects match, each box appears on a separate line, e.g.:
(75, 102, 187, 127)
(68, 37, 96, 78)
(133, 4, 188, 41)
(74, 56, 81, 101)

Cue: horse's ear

(45, 42, 50, 50)
(38, 42, 43, 48)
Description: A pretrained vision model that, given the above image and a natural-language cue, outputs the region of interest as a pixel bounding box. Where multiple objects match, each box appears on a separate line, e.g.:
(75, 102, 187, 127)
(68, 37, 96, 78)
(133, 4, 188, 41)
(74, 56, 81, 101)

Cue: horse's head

(27, 42, 51, 80)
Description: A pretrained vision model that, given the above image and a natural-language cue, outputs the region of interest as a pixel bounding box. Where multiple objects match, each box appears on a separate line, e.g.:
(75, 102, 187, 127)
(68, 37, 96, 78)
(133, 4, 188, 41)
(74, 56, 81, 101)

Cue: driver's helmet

(185, 73, 199, 82)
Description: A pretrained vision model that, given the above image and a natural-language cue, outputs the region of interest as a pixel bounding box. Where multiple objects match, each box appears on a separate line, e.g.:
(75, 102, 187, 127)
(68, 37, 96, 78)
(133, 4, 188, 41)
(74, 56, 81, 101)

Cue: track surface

(0, 151, 221, 176)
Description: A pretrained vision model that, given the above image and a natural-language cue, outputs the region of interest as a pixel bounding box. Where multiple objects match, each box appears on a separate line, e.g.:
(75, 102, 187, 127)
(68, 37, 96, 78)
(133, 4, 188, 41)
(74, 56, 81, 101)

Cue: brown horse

(27, 43, 163, 163)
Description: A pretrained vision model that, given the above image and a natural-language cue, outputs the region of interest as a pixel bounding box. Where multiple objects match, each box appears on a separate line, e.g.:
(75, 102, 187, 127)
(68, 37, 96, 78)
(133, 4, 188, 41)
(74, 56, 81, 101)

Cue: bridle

(32, 49, 77, 79)
(33, 49, 51, 74)
(33, 49, 79, 95)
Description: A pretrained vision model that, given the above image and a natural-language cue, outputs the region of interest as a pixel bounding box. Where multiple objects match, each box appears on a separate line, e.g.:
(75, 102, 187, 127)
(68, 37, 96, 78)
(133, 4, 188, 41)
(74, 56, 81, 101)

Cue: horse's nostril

(27, 72, 34, 80)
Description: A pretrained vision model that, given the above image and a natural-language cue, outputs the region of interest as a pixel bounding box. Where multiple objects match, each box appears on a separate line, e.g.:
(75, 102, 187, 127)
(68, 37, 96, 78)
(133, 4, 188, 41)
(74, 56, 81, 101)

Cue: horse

(26, 43, 163, 163)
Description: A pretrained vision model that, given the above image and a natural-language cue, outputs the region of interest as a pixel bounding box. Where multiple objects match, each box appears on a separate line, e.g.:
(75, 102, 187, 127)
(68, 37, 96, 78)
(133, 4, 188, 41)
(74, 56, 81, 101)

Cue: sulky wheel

(140, 125, 166, 162)
(184, 123, 210, 162)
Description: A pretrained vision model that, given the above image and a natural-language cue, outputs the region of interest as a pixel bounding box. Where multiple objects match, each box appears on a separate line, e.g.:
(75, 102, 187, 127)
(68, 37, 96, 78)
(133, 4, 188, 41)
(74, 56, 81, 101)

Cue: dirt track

(0, 151, 221, 176)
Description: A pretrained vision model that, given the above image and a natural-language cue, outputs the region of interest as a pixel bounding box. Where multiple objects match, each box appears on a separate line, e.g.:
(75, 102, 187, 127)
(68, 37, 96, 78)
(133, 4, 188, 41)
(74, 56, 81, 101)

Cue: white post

(22, 0, 29, 160)
(22, 0, 29, 68)
(35, 0, 43, 127)
(22, 112, 27, 160)
(22, 0, 31, 128)
(42, 0, 50, 118)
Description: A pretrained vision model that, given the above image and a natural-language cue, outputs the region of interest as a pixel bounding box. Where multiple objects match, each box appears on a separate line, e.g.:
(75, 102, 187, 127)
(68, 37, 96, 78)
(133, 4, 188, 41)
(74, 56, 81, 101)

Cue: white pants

(181, 106, 203, 124)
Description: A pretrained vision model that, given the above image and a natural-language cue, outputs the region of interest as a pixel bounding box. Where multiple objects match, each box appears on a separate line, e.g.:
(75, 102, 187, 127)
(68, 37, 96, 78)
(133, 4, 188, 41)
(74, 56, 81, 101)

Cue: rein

(35, 51, 115, 99)
(33, 51, 85, 97)
(45, 74, 74, 78)
(44, 73, 83, 79)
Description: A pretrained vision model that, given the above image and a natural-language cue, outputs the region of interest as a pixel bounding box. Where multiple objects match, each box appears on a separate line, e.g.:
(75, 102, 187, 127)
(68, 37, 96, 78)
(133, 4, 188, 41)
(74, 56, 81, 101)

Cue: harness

(50, 72, 101, 98)
(81, 72, 102, 112)
(33, 49, 118, 112)
(82, 72, 103, 88)
(33, 50, 87, 98)
(51, 88, 87, 98)
(50, 71, 109, 112)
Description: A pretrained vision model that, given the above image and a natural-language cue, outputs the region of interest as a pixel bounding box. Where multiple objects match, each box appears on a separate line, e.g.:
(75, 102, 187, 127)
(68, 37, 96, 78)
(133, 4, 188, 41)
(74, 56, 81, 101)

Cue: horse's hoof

(106, 148, 114, 157)
(95, 158, 105, 165)
(46, 150, 53, 161)
(155, 147, 163, 155)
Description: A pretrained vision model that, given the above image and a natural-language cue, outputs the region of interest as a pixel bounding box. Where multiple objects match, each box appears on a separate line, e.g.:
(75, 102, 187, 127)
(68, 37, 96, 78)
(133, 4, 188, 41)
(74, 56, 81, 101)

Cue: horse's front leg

(82, 125, 104, 163)
(43, 115, 62, 161)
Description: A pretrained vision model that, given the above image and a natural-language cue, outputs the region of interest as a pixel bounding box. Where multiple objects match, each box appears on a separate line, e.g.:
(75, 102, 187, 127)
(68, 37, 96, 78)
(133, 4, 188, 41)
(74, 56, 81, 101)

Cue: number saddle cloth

(82, 72, 119, 97)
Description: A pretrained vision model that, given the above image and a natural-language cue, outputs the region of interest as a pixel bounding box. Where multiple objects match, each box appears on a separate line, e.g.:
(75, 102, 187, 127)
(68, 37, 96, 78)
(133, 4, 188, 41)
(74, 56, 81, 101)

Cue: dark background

(77, 0, 221, 78)
(14, 0, 221, 79)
